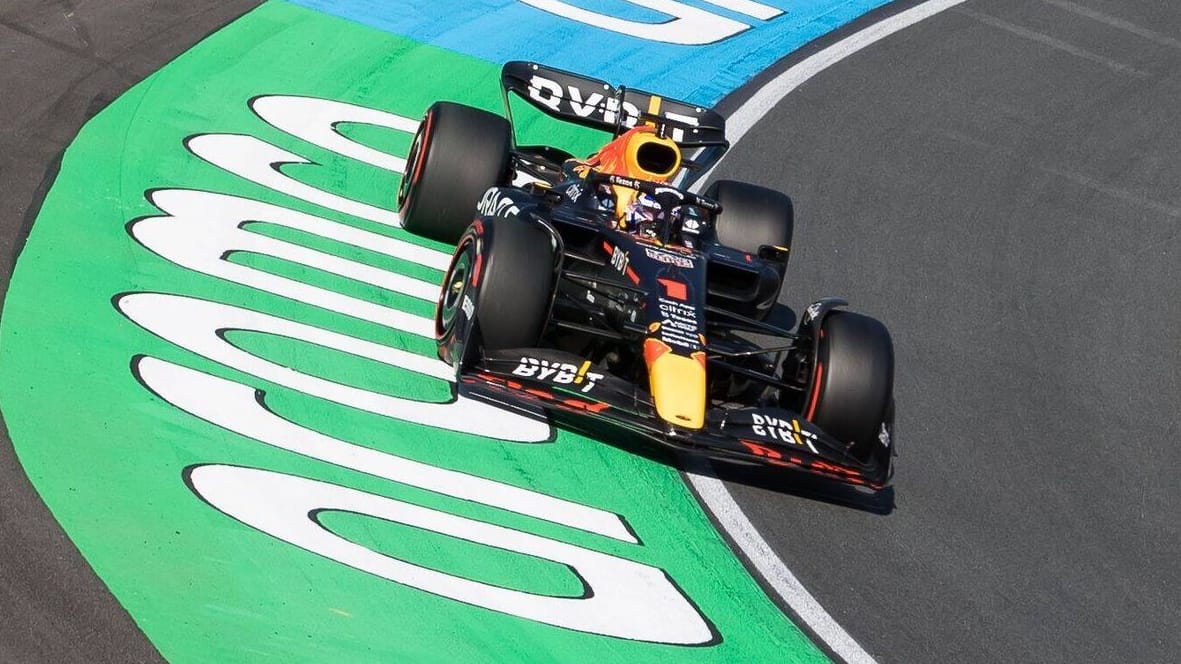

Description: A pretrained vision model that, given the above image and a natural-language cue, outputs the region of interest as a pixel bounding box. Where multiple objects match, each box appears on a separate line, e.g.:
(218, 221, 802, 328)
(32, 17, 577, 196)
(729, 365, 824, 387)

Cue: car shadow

(690, 456, 896, 515)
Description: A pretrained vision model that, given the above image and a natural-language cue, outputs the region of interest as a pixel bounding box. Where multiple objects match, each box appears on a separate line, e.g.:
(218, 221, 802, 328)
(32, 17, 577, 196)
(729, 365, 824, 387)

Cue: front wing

(459, 349, 893, 489)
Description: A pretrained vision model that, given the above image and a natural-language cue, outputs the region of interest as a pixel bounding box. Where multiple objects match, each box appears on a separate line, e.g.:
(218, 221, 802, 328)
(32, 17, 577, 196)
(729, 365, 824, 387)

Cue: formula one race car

(398, 62, 895, 489)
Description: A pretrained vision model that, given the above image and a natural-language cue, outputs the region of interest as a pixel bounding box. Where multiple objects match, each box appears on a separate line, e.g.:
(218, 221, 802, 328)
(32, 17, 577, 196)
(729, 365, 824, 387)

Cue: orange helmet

(582, 127, 683, 225)
(585, 126, 682, 181)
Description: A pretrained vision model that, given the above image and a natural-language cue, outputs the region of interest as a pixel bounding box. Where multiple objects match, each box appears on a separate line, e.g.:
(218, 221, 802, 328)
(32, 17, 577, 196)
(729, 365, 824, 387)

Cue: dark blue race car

(397, 61, 896, 490)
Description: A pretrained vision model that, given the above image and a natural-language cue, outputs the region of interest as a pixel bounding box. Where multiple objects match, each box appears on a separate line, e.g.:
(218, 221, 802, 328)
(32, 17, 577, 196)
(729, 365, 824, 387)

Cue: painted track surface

(0, 2, 257, 662)
(1, 1, 1178, 663)
(713, 1, 1181, 662)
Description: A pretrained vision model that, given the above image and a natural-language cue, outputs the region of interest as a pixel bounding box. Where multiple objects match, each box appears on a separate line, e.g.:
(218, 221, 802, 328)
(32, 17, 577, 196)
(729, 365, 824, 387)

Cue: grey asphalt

(0, 2, 257, 662)
(711, 1, 1181, 662)
(2, 1, 1179, 663)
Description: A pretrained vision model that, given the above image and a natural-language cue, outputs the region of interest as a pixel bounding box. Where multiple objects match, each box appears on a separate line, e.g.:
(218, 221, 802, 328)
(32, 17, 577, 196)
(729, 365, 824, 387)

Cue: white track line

(684, 2, 968, 663)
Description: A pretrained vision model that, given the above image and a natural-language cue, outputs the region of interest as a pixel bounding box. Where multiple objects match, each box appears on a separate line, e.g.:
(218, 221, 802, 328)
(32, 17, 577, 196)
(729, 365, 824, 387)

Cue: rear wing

(501, 61, 729, 173)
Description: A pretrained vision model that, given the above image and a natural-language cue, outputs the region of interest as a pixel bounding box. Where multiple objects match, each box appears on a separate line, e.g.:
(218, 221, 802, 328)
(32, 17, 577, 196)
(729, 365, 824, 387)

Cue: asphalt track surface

(709, 1, 1181, 662)
(0, 3, 258, 662)
(1, 1, 1178, 663)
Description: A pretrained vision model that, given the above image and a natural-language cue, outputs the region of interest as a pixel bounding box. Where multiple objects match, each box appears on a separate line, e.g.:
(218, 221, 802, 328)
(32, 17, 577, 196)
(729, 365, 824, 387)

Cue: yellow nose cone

(644, 339, 707, 429)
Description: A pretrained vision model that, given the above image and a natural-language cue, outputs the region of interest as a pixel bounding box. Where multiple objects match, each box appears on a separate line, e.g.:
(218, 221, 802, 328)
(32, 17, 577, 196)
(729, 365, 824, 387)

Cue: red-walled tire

(398, 102, 511, 244)
(805, 311, 894, 454)
(436, 220, 556, 365)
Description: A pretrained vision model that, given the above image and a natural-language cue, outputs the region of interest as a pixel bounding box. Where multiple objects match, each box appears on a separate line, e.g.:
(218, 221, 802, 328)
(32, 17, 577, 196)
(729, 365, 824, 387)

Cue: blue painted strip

(282, 0, 893, 105)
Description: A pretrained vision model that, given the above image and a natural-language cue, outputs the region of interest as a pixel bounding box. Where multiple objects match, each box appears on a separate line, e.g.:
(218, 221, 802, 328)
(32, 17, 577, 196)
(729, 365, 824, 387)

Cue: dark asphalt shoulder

(0, 2, 258, 662)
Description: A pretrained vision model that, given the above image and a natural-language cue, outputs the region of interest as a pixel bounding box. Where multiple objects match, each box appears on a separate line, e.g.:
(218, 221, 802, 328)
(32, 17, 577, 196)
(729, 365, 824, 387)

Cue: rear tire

(398, 102, 512, 244)
(706, 180, 794, 261)
(804, 311, 894, 455)
(706, 180, 794, 319)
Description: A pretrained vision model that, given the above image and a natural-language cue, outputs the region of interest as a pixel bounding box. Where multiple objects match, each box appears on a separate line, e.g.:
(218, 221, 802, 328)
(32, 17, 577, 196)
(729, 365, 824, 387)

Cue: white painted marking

(687, 2, 970, 663)
(252, 95, 419, 172)
(138, 357, 634, 542)
(132, 190, 443, 336)
(701, 0, 783, 21)
(686, 460, 878, 661)
(191, 465, 713, 643)
(188, 133, 403, 226)
(519, 0, 749, 45)
(117, 292, 549, 442)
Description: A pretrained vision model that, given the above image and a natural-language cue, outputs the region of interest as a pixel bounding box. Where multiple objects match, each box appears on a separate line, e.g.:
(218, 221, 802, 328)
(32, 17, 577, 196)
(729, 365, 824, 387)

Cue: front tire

(436, 220, 557, 365)
(804, 311, 894, 457)
(398, 102, 512, 244)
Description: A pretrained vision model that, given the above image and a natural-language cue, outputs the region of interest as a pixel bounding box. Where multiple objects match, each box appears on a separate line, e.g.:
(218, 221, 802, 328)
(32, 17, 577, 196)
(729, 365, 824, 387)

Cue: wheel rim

(437, 240, 473, 337)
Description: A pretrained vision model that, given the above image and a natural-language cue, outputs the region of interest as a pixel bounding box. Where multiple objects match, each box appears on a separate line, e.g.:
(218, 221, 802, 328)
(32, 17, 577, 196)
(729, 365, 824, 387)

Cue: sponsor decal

(804, 301, 823, 324)
(645, 246, 694, 268)
(565, 183, 583, 203)
(879, 421, 891, 448)
(658, 277, 689, 301)
(610, 244, 630, 275)
(512, 357, 604, 394)
(606, 173, 643, 190)
(528, 73, 629, 121)
(461, 294, 475, 320)
(739, 441, 867, 483)
(602, 241, 638, 284)
(471, 374, 612, 415)
(657, 296, 702, 351)
(749, 413, 819, 454)
(527, 73, 702, 142)
(477, 187, 521, 218)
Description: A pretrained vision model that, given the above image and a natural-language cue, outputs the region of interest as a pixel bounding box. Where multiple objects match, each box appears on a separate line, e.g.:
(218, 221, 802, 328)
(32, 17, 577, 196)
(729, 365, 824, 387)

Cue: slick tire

(437, 219, 556, 364)
(705, 180, 794, 319)
(706, 179, 794, 263)
(398, 102, 512, 244)
(805, 311, 894, 455)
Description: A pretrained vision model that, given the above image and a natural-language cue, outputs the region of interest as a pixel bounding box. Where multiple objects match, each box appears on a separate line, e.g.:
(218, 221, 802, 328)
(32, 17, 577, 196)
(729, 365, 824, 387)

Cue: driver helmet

(624, 193, 663, 238)
(580, 126, 683, 232)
